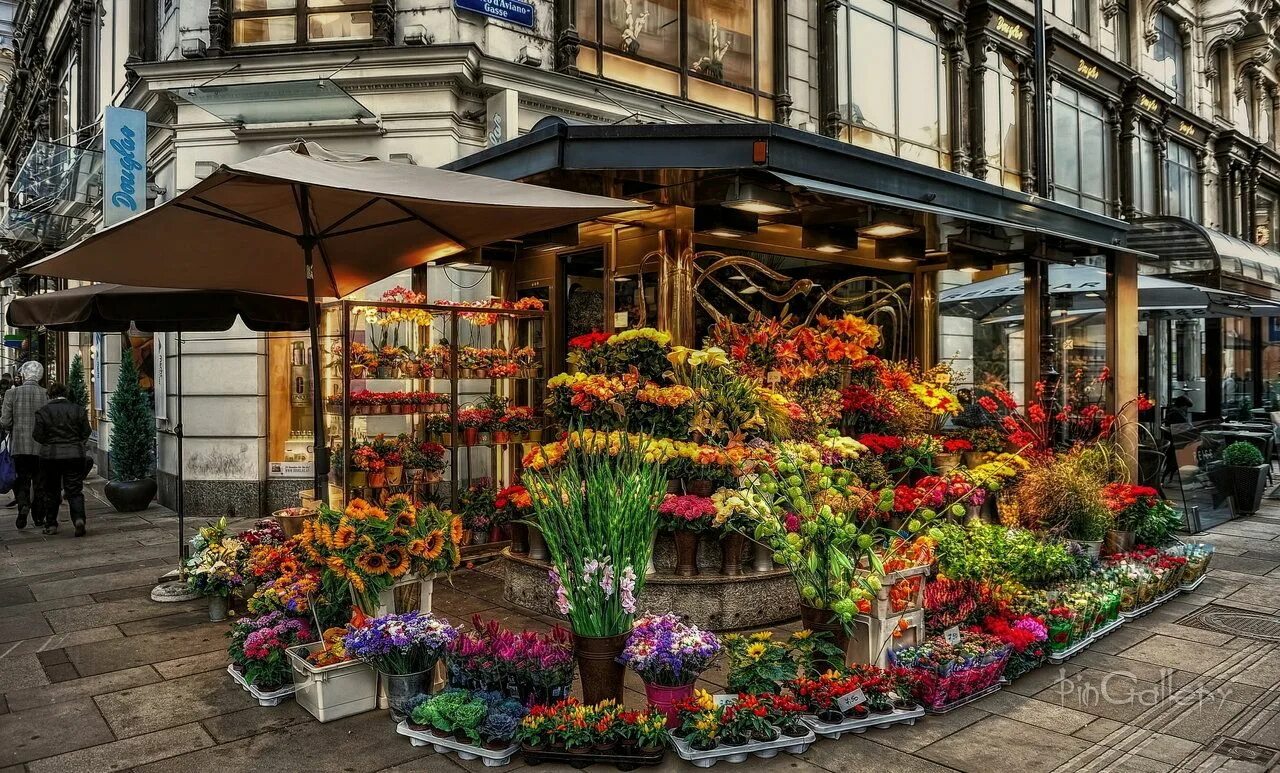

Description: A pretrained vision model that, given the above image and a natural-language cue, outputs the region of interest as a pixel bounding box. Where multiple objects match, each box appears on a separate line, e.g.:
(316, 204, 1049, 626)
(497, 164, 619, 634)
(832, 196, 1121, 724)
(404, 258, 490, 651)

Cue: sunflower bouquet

(301, 494, 462, 614)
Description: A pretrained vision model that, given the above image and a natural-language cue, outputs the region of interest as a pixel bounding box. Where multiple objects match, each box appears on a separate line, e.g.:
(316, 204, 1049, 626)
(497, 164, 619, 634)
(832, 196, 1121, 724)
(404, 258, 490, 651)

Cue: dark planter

(1228, 464, 1269, 515)
(799, 603, 850, 674)
(104, 478, 156, 512)
(575, 632, 629, 705)
(719, 532, 746, 576)
(509, 522, 530, 555)
(673, 530, 701, 577)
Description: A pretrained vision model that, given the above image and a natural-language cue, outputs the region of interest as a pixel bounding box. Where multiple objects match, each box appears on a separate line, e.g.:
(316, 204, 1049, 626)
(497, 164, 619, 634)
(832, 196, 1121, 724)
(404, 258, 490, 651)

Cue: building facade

(0, 0, 1276, 515)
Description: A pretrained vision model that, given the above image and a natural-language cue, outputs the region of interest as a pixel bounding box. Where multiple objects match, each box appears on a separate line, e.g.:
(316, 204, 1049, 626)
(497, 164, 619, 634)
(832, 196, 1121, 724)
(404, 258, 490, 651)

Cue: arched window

(1150, 13, 1185, 104)
(835, 0, 950, 169)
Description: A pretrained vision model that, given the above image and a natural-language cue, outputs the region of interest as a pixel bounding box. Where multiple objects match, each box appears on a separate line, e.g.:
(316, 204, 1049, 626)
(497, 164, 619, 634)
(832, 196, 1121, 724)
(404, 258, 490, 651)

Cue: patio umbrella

(6, 284, 313, 599)
(25, 140, 644, 503)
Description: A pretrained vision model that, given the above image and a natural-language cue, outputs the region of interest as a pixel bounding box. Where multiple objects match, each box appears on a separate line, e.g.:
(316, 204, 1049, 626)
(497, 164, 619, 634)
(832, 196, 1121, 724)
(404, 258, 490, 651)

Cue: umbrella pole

(304, 243, 329, 507)
(176, 330, 185, 564)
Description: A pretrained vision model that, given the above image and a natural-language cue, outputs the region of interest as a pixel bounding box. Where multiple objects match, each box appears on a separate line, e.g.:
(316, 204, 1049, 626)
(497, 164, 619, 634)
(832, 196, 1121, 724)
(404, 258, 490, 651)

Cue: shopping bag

(0, 440, 16, 494)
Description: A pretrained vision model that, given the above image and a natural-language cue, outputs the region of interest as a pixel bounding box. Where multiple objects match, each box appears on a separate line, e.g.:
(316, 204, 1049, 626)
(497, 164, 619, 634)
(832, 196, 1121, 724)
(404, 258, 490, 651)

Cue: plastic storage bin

(288, 642, 378, 722)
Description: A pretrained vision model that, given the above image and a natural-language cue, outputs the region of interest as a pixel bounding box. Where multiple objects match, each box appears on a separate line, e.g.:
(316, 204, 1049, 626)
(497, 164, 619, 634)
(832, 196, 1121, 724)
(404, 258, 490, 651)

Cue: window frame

(1150, 12, 1186, 105)
(230, 0, 374, 49)
(1050, 81, 1111, 214)
(1164, 138, 1200, 222)
(982, 50, 1021, 190)
(1133, 122, 1158, 216)
(573, 0, 776, 117)
(834, 0, 951, 169)
(1047, 0, 1086, 31)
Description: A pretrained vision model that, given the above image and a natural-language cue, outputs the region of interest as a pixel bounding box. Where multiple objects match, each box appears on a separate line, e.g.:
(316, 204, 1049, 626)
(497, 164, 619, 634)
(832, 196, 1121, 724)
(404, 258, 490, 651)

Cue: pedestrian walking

(33, 382, 92, 536)
(1, 373, 13, 509)
(0, 361, 47, 529)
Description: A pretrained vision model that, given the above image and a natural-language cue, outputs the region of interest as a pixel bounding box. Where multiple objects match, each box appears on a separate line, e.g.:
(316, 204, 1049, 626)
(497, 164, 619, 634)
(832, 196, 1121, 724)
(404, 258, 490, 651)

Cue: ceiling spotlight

(722, 180, 797, 216)
(858, 210, 918, 239)
(696, 204, 758, 239)
(887, 256, 915, 264)
(803, 224, 859, 254)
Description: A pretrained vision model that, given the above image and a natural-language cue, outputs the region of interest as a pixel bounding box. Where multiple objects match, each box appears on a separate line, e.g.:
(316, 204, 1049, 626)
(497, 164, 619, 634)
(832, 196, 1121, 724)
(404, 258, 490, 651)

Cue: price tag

(713, 693, 737, 708)
(836, 688, 866, 712)
(944, 626, 962, 646)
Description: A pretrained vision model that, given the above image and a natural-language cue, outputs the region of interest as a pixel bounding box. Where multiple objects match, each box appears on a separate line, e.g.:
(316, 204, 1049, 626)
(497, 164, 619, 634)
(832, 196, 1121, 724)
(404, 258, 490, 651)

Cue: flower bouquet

(658, 493, 715, 578)
(888, 632, 1010, 711)
(185, 518, 246, 618)
(621, 613, 720, 726)
(345, 611, 458, 721)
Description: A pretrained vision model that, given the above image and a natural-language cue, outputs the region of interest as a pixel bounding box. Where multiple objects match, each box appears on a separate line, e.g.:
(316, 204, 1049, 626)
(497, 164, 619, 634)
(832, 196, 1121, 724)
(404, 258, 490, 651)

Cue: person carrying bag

(1, 361, 48, 529)
(32, 382, 92, 536)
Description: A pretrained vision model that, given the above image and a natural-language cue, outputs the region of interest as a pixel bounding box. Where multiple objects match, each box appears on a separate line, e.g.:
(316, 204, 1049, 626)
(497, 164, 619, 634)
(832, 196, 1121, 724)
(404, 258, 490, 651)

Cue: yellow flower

(689, 346, 729, 369)
(749, 631, 774, 642)
(745, 642, 767, 659)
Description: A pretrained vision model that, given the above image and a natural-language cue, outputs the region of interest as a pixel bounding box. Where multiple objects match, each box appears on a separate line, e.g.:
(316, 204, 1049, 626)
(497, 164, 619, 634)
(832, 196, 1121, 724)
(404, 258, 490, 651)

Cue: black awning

(445, 121, 1131, 254)
(1128, 216, 1280, 300)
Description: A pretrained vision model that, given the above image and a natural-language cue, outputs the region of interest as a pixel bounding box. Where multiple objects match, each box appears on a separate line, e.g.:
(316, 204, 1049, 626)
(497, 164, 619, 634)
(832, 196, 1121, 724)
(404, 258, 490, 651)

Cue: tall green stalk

(524, 434, 667, 637)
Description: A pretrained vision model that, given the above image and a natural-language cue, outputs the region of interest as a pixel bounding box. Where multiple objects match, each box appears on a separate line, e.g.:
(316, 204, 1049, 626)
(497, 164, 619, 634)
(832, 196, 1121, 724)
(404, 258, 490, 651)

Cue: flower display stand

(287, 643, 378, 722)
(396, 722, 518, 768)
(800, 705, 924, 739)
(520, 745, 666, 771)
(227, 664, 296, 707)
(670, 727, 817, 767)
(1045, 635, 1094, 665)
(351, 572, 436, 617)
(867, 565, 929, 619)
(847, 609, 924, 668)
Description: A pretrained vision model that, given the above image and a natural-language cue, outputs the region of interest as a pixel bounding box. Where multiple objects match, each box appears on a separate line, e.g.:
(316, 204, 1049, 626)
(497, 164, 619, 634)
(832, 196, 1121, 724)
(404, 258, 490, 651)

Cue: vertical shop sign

(153, 333, 168, 420)
(103, 107, 148, 226)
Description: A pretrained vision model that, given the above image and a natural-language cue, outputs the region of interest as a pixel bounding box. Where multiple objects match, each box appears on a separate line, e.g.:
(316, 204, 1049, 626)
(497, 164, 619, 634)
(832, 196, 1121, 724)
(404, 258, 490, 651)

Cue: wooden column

(913, 270, 938, 368)
(1106, 250, 1139, 478)
(1023, 259, 1046, 409)
(657, 227, 695, 347)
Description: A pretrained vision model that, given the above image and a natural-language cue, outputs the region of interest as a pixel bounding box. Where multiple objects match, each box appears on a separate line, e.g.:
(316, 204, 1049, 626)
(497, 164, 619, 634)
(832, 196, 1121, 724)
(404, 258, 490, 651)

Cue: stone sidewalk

(0, 488, 1278, 773)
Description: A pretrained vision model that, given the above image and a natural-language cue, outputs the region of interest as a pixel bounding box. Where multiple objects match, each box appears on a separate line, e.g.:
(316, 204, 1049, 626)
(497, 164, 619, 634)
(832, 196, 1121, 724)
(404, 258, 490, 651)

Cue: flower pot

(673, 530, 701, 577)
(461, 427, 480, 446)
(965, 504, 984, 525)
(385, 465, 403, 486)
(528, 529, 549, 561)
(273, 507, 316, 539)
(644, 681, 694, 728)
(208, 594, 229, 622)
(405, 468, 423, 484)
(1075, 539, 1103, 560)
(575, 632, 629, 705)
(348, 470, 368, 488)
(471, 530, 488, 546)
(381, 668, 435, 722)
(934, 452, 961, 473)
(719, 532, 745, 576)
(104, 478, 157, 513)
(351, 364, 368, 379)
(376, 366, 398, 379)
(799, 603, 849, 673)
(752, 540, 774, 573)
(372, 404, 389, 415)
(401, 362, 421, 378)
(685, 478, 715, 497)
(489, 526, 505, 543)
(1104, 529, 1135, 555)
(369, 472, 387, 489)
(666, 480, 682, 495)
(389, 403, 403, 415)
(424, 470, 444, 484)
(1228, 464, 1269, 515)
(491, 430, 511, 445)
(509, 522, 530, 555)
(962, 450, 996, 469)
(527, 429, 544, 443)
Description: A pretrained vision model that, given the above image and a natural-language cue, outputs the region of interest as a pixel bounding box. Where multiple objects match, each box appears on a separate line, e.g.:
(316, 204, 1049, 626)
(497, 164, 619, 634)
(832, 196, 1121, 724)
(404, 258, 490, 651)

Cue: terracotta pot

(385, 466, 403, 486)
(273, 507, 316, 539)
(389, 403, 403, 415)
(461, 427, 480, 446)
(719, 532, 745, 576)
(372, 404, 389, 415)
(491, 430, 511, 445)
(799, 603, 849, 673)
(575, 632, 629, 705)
(369, 472, 387, 489)
(673, 530, 700, 577)
(644, 682, 694, 728)
(510, 522, 530, 555)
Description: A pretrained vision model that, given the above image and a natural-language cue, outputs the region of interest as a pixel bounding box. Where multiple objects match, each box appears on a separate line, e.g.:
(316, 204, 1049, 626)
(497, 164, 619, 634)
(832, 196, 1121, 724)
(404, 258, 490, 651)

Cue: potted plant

(495, 483, 532, 551)
(457, 406, 495, 446)
(621, 613, 720, 727)
(185, 518, 246, 620)
(935, 437, 972, 473)
(105, 353, 158, 512)
(523, 434, 667, 705)
(343, 611, 457, 722)
(232, 613, 312, 693)
(1070, 504, 1113, 560)
(459, 480, 497, 544)
(376, 346, 401, 378)
(658, 493, 716, 577)
(1220, 441, 1269, 515)
(512, 345, 540, 377)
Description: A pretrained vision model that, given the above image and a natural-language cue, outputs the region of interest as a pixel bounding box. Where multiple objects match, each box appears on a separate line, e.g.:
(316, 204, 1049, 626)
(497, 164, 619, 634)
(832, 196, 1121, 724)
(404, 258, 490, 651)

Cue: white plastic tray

(396, 722, 518, 768)
(671, 726, 816, 767)
(800, 705, 924, 739)
(1090, 617, 1124, 640)
(1179, 573, 1207, 592)
(227, 664, 297, 707)
(923, 680, 1004, 714)
(1046, 635, 1094, 664)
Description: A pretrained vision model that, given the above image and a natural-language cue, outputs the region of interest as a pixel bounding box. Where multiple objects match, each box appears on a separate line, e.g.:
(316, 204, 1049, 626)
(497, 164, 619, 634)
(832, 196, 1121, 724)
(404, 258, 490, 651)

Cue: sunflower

(450, 516, 464, 547)
(278, 559, 299, 576)
(366, 506, 388, 521)
(421, 530, 445, 560)
(384, 546, 410, 578)
(325, 556, 347, 574)
(356, 552, 390, 575)
(749, 631, 774, 642)
(407, 538, 427, 556)
(387, 493, 416, 516)
(332, 524, 357, 550)
(348, 572, 366, 593)
(744, 642, 767, 659)
(395, 510, 416, 530)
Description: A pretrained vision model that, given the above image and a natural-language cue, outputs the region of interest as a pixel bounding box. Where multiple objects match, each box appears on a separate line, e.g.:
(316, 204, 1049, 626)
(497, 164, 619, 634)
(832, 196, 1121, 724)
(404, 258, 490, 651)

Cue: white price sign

(713, 693, 737, 708)
(944, 626, 962, 646)
(836, 688, 867, 712)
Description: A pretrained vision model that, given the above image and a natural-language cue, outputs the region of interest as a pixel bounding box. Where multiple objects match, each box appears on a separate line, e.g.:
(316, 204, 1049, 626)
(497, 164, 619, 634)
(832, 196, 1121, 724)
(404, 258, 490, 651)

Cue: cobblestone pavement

(1, 483, 1278, 773)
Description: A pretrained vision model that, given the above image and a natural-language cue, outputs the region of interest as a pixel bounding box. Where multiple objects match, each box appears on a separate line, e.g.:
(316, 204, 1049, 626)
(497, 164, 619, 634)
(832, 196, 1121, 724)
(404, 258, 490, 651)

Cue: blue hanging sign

(103, 106, 148, 226)
(455, 0, 535, 28)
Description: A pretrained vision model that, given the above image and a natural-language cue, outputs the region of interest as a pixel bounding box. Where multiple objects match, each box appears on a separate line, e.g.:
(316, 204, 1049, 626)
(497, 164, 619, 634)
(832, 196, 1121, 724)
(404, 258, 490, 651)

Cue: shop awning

(1127, 216, 1280, 300)
(938, 265, 1280, 321)
(6, 284, 312, 332)
(444, 121, 1133, 257)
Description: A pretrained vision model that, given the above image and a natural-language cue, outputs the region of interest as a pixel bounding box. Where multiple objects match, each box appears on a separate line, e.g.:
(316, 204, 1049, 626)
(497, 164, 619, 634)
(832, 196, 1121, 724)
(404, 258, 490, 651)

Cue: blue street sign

(455, 0, 535, 28)
(103, 106, 148, 226)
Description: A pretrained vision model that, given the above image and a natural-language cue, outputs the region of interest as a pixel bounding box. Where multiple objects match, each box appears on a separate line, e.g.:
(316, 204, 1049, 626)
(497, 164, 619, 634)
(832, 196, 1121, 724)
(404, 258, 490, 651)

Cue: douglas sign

(103, 106, 148, 226)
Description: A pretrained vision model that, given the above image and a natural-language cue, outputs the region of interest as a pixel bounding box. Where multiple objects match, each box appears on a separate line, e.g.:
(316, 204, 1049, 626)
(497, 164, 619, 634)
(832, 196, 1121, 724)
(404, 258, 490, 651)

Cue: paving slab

(93, 668, 257, 738)
(1209, 554, 1280, 576)
(28, 566, 170, 601)
(4, 664, 161, 712)
(1116, 634, 1237, 674)
(0, 697, 115, 766)
(0, 613, 53, 644)
(916, 715, 1091, 773)
(197, 701, 313, 744)
(25, 722, 215, 773)
(970, 689, 1097, 734)
(869, 703, 990, 753)
(5, 624, 123, 656)
(0, 594, 97, 620)
(43, 596, 205, 634)
(1072, 717, 1128, 742)
(65, 621, 226, 676)
(152, 650, 231, 680)
(799, 734, 961, 773)
(0, 652, 49, 692)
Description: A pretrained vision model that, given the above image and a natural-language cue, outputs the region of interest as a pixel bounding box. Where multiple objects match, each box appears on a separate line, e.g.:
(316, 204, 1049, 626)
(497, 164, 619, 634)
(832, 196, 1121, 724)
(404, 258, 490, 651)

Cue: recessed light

(723, 181, 796, 215)
(813, 245, 844, 253)
(887, 256, 915, 264)
(859, 222, 918, 239)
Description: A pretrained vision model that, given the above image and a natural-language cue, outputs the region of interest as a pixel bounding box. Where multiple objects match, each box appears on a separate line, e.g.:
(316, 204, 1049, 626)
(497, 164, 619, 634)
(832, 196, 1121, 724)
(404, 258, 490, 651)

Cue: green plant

(932, 522, 1080, 587)
(1071, 505, 1114, 542)
(1222, 441, 1264, 467)
(523, 432, 667, 637)
(68, 354, 88, 408)
(108, 351, 154, 481)
(1013, 450, 1109, 536)
(452, 698, 488, 743)
(1132, 499, 1183, 545)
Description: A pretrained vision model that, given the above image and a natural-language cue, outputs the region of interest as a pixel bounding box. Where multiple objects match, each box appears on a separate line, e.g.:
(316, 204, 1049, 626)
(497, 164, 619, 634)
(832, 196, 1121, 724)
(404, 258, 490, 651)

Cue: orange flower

(355, 552, 389, 575)
(348, 572, 366, 593)
(332, 524, 357, 550)
(395, 510, 416, 530)
(387, 493, 415, 513)
(407, 538, 427, 556)
(384, 546, 410, 578)
(450, 516, 464, 547)
(365, 506, 388, 521)
(421, 530, 445, 560)
(325, 556, 347, 574)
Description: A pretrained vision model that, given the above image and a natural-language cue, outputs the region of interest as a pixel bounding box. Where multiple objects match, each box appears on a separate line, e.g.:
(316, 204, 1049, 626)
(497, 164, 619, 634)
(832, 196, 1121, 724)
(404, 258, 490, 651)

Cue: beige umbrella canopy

(26, 140, 644, 503)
